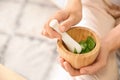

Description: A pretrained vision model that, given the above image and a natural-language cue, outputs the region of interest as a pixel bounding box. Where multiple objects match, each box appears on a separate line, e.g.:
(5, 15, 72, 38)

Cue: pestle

(49, 19, 82, 53)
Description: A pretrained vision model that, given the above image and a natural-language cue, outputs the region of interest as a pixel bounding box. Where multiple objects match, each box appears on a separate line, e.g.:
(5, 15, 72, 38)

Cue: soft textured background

(0, 0, 70, 80)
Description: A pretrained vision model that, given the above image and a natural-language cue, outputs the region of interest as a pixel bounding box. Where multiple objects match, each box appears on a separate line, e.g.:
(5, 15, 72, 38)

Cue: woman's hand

(57, 40, 110, 76)
(58, 24, 120, 76)
(42, 0, 82, 39)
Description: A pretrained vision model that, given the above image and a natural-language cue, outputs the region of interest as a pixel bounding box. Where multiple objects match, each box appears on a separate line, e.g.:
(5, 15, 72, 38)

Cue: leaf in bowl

(86, 36, 96, 50)
(78, 36, 96, 54)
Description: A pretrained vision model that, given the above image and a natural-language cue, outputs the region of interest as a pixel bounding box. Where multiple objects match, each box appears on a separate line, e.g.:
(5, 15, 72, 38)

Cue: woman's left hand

(58, 39, 110, 76)
(58, 24, 120, 76)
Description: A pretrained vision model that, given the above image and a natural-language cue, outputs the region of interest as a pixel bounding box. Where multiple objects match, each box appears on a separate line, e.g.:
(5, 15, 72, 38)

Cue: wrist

(102, 24, 120, 53)
(102, 38, 113, 54)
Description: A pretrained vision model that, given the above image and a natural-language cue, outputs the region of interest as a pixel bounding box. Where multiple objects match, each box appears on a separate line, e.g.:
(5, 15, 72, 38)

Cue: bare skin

(42, 0, 120, 76)
(42, 0, 82, 39)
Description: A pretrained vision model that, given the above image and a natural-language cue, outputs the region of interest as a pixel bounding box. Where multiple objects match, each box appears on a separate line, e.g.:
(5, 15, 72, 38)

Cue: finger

(44, 10, 69, 38)
(59, 15, 79, 32)
(57, 57, 66, 69)
(63, 62, 80, 76)
(44, 25, 61, 39)
(52, 10, 69, 23)
(43, 11, 68, 38)
(47, 28, 61, 39)
(48, 11, 69, 33)
(41, 29, 51, 38)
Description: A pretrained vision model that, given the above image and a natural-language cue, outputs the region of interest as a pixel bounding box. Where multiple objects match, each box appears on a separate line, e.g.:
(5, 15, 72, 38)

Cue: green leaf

(86, 36, 96, 50)
(84, 47, 90, 53)
(78, 36, 96, 54)
(79, 40, 87, 51)
(74, 48, 78, 54)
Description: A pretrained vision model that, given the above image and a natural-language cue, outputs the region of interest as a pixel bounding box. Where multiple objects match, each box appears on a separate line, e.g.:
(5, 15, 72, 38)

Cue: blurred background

(0, 0, 70, 80)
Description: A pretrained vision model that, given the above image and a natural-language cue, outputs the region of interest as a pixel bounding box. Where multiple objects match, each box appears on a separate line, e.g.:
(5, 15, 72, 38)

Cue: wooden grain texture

(57, 27, 100, 69)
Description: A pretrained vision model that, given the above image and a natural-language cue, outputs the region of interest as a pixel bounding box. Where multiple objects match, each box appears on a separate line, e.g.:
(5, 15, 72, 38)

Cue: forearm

(103, 24, 120, 53)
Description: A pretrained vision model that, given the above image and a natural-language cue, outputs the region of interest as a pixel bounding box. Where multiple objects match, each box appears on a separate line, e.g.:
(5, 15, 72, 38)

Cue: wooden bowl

(57, 27, 100, 69)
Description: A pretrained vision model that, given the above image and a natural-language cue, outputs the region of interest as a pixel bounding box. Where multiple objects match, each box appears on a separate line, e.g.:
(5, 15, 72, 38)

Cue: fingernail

(60, 26, 65, 32)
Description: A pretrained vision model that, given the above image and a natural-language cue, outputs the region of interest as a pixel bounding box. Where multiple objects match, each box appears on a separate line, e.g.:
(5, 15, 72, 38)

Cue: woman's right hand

(42, 5, 82, 39)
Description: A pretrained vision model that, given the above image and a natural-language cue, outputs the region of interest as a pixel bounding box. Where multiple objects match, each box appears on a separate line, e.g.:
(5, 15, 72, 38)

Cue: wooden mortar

(57, 27, 100, 69)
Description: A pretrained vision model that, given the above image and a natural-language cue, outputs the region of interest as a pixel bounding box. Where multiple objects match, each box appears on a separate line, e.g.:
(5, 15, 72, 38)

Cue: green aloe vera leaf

(73, 36, 96, 54)
(80, 43, 90, 54)
(80, 49, 86, 53)
(79, 40, 87, 51)
(74, 48, 78, 54)
(86, 36, 96, 50)
(84, 47, 90, 53)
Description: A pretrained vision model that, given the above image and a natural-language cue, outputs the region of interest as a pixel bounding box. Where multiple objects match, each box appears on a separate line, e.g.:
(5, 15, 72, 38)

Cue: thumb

(80, 61, 105, 75)
(59, 15, 79, 32)
(59, 16, 74, 32)
(80, 66, 98, 75)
